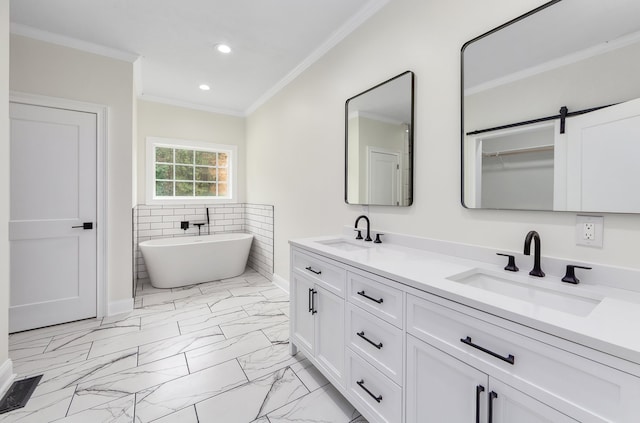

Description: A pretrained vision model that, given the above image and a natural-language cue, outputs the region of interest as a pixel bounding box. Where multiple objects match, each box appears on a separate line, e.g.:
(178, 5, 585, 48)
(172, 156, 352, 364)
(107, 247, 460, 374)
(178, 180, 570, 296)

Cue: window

(146, 137, 237, 204)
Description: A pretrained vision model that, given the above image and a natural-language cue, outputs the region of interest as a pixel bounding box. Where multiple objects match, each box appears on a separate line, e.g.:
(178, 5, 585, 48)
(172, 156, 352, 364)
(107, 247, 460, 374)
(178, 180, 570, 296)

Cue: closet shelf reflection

(482, 144, 553, 158)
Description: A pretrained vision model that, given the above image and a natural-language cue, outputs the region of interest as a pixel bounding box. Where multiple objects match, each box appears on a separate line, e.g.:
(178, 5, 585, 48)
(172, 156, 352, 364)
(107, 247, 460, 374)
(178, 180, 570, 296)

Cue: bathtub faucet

(193, 223, 205, 235)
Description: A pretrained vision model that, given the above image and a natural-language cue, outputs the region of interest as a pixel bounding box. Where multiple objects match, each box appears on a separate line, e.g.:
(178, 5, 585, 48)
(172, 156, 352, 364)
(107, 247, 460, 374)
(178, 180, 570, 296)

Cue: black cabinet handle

(311, 289, 317, 315)
(488, 391, 498, 423)
(460, 336, 515, 365)
(356, 379, 382, 403)
(357, 331, 383, 349)
(357, 290, 383, 304)
(305, 266, 322, 275)
(308, 288, 313, 313)
(72, 222, 93, 230)
(476, 385, 485, 423)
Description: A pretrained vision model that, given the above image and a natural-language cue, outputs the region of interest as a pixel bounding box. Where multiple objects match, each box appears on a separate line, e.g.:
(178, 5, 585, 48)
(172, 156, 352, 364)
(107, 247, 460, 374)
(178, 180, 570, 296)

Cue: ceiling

(10, 0, 389, 116)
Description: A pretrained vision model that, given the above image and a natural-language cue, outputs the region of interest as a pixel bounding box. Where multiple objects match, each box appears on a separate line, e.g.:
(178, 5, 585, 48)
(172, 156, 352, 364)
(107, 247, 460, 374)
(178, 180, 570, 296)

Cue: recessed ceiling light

(199, 84, 210, 91)
(216, 44, 232, 54)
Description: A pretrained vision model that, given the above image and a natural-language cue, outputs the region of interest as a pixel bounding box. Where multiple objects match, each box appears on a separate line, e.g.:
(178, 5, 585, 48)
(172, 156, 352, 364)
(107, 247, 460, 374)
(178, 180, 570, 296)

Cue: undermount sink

(316, 238, 371, 252)
(447, 269, 602, 317)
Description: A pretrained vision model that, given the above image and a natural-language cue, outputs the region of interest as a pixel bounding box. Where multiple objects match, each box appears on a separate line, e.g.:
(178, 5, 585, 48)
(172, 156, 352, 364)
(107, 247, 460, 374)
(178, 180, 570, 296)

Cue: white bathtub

(139, 233, 253, 288)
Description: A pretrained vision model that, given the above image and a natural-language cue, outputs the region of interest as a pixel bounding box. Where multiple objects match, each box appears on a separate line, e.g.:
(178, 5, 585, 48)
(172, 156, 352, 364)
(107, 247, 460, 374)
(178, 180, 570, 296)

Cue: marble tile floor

(2, 269, 368, 423)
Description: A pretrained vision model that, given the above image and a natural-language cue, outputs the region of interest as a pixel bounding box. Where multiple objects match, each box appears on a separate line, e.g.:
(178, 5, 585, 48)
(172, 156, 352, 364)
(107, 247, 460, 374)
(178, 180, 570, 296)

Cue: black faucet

(354, 215, 372, 242)
(523, 230, 545, 277)
(193, 222, 205, 235)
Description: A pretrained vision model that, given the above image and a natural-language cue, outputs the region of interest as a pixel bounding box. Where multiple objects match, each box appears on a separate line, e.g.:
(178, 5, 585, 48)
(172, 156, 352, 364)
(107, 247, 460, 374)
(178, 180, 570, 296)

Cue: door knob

(72, 222, 93, 230)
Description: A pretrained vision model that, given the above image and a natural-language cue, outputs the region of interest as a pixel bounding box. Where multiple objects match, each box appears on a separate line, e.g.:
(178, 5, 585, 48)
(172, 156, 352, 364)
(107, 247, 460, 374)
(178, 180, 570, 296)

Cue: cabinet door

(489, 378, 578, 423)
(406, 335, 488, 423)
(291, 272, 315, 353)
(315, 286, 345, 385)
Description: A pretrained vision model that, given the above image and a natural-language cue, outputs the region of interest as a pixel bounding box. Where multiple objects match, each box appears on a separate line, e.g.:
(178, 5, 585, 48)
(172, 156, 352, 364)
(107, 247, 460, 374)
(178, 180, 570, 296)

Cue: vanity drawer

(406, 294, 640, 422)
(347, 349, 402, 423)
(292, 249, 346, 297)
(347, 303, 403, 385)
(347, 272, 403, 328)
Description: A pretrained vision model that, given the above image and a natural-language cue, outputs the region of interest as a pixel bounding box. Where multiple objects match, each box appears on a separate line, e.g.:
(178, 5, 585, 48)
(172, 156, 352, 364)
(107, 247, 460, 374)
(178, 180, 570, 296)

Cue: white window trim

(145, 136, 238, 205)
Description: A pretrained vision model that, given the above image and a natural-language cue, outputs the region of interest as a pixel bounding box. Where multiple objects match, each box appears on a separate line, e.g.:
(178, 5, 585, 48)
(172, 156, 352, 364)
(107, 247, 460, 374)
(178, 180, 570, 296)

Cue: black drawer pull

(357, 331, 383, 349)
(356, 379, 382, 403)
(308, 288, 313, 313)
(460, 336, 515, 365)
(311, 289, 317, 315)
(488, 391, 498, 423)
(357, 290, 383, 304)
(475, 385, 485, 423)
(305, 266, 322, 275)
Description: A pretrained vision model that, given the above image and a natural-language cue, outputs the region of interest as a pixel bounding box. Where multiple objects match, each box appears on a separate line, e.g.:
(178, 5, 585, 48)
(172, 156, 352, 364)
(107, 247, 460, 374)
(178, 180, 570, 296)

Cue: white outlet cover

(576, 215, 604, 248)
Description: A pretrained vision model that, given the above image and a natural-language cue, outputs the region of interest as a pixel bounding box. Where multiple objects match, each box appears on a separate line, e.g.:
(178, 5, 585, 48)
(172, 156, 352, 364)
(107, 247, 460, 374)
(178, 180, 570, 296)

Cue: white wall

(0, 0, 10, 369)
(246, 0, 640, 280)
(10, 35, 135, 303)
(136, 100, 246, 203)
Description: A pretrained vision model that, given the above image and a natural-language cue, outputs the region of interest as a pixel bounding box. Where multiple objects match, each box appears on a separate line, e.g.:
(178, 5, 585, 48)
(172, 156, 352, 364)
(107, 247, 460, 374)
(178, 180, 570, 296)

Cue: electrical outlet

(583, 223, 595, 240)
(576, 215, 603, 248)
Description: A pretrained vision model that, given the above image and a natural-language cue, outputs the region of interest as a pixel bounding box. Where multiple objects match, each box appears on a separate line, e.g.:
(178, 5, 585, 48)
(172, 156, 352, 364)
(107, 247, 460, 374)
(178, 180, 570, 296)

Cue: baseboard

(272, 273, 289, 294)
(0, 359, 15, 398)
(108, 298, 134, 316)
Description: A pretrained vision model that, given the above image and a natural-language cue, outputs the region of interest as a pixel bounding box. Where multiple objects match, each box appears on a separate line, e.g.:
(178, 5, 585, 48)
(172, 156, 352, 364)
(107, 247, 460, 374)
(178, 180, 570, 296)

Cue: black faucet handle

(562, 265, 592, 284)
(354, 229, 363, 240)
(374, 233, 384, 244)
(496, 253, 519, 272)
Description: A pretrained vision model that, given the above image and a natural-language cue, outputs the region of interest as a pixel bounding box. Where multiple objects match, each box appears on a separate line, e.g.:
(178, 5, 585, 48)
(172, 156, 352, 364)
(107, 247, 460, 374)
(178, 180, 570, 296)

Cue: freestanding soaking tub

(139, 233, 253, 288)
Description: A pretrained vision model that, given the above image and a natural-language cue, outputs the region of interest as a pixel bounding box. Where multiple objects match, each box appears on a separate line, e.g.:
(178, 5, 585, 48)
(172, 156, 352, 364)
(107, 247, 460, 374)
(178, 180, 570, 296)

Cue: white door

(564, 97, 640, 212)
(314, 286, 344, 385)
(9, 102, 97, 332)
(368, 148, 399, 205)
(490, 378, 578, 423)
(291, 273, 315, 353)
(406, 335, 488, 423)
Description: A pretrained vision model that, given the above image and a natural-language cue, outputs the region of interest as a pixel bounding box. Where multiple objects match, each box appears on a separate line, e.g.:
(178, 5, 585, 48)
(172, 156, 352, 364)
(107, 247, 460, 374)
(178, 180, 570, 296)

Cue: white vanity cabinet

(289, 243, 640, 423)
(344, 271, 404, 423)
(290, 249, 346, 386)
(406, 335, 579, 423)
(406, 293, 640, 423)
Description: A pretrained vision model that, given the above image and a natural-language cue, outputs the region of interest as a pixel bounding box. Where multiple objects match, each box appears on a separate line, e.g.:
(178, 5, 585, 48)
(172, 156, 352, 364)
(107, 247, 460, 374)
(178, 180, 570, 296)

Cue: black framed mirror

(345, 71, 414, 206)
(461, 0, 640, 213)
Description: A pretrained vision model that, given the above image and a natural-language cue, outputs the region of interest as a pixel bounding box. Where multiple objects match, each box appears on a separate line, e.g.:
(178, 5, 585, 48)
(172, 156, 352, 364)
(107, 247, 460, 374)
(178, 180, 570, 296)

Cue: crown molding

(10, 23, 140, 63)
(138, 94, 245, 117)
(245, 0, 390, 115)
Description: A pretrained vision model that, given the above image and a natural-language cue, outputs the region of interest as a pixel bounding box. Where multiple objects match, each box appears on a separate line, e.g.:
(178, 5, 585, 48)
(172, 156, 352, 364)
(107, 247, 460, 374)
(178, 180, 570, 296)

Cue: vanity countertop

(290, 234, 640, 366)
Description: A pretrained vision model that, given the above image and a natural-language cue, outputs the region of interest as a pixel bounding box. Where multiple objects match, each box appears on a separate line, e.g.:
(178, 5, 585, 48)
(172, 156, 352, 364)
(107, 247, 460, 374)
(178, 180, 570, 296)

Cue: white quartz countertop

(290, 234, 640, 366)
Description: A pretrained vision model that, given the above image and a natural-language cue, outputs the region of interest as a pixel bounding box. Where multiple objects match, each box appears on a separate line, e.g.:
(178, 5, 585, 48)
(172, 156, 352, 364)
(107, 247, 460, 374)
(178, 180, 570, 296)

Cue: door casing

(10, 91, 109, 319)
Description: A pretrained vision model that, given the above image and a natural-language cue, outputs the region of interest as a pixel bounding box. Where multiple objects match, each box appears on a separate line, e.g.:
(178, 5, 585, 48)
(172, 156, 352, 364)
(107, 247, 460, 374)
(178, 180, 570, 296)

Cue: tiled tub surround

(133, 203, 274, 283)
(3, 270, 368, 422)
